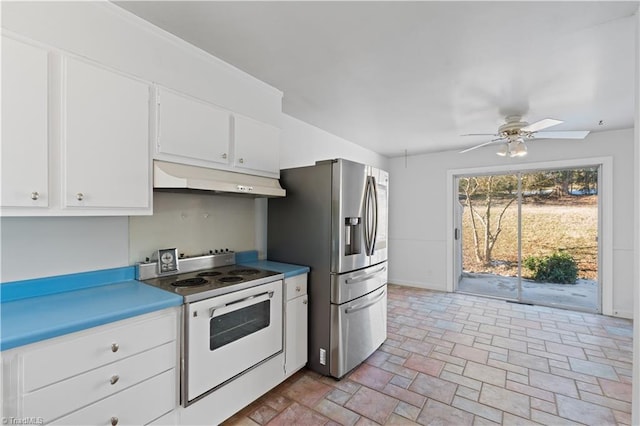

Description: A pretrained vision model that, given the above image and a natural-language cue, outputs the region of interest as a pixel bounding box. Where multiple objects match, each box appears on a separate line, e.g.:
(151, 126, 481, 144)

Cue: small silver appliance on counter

(268, 158, 389, 378)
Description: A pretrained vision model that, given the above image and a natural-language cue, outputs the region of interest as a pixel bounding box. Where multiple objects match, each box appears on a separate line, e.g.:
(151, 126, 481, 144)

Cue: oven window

(210, 300, 271, 350)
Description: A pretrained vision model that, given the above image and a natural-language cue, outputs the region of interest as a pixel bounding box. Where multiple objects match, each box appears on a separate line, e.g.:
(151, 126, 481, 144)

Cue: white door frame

(446, 156, 613, 315)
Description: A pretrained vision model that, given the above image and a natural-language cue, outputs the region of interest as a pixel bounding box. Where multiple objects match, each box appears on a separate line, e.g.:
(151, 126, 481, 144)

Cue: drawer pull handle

(110, 375, 119, 385)
(76, 192, 84, 201)
(111, 343, 119, 353)
(31, 191, 39, 200)
(296, 286, 301, 292)
(110, 416, 119, 426)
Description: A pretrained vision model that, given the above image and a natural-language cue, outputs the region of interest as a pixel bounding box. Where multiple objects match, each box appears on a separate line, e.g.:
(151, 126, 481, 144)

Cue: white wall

(0, 217, 129, 282)
(389, 128, 635, 318)
(280, 114, 390, 171)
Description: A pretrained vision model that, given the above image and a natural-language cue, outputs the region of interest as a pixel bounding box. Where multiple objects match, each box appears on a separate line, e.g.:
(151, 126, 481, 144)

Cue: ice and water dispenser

(344, 217, 362, 255)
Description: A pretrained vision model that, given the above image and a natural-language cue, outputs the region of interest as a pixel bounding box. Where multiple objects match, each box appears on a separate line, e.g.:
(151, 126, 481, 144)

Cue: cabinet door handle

(111, 342, 119, 353)
(110, 375, 119, 385)
(295, 286, 301, 292)
(110, 416, 119, 426)
(222, 153, 228, 159)
(31, 191, 39, 200)
(76, 192, 84, 201)
(238, 158, 244, 164)
(303, 299, 308, 305)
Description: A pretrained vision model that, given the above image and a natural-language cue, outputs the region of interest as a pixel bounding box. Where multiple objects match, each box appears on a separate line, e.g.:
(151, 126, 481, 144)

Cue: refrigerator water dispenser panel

(344, 217, 362, 255)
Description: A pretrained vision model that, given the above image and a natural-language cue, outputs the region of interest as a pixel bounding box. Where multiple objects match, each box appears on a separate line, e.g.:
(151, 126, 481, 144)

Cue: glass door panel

(457, 173, 519, 300)
(519, 168, 600, 311)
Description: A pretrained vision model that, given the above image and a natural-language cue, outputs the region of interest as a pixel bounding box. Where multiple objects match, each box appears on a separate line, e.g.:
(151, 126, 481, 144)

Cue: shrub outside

(523, 251, 579, 284)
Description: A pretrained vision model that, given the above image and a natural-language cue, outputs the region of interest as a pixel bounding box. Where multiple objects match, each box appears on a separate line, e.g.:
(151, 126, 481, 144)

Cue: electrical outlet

(319, 348, 326, 365)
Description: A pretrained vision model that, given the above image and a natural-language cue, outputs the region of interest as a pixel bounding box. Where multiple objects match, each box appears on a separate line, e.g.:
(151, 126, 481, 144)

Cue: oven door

(185, 280, 283, 404)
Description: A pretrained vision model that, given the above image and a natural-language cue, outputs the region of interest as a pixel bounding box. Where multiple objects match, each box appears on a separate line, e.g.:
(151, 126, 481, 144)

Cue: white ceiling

(115, 1, 638, 158)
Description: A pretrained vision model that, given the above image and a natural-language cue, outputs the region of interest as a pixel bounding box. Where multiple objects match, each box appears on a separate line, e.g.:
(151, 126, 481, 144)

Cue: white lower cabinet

(1, 307, 180, 425)
(284, 274, 308, 377)
(50, 370, 175, 426)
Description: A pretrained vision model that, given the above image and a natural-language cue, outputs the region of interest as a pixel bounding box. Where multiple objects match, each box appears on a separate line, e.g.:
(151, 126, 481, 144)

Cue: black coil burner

(197, 271, 223, 277)
(172, 277, 208, 287)
(218, 276, 244, 283)
(229, 268, 260, 276)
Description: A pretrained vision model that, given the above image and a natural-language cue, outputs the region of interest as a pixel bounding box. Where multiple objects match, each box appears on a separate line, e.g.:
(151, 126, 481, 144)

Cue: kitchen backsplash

(0, 216, 130, 282)
(129, 191, 257, 264)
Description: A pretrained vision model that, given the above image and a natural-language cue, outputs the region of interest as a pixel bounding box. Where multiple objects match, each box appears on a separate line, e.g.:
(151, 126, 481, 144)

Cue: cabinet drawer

(22, 310, 177, 392)
(49, 369, 176, 426)
(23, 342, 176, 423)
(285, 274, 307, 301)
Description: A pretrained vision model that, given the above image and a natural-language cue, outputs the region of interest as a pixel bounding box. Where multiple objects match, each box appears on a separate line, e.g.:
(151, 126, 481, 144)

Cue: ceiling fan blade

(532, 130, 590, 140)
(461, 133, 498, 137)
(459, 138, 503, 154)
(521, 118, 563, 132)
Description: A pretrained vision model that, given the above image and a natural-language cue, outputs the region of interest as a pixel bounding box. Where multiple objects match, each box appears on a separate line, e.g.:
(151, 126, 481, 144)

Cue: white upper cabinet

(156, 87, 231, 167)
(1, 36, 49, 208)
(234, 114, 281, 175)
(62, 57, 151, 210)
(154, 87, 281, 177)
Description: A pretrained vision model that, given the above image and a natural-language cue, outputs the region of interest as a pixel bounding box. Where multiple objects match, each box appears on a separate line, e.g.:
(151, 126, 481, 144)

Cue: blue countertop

(1, 267, 182, 351)
(1, 253, 307, 351)
(237, 251, 310, 278)
(240, 260, 310, 278)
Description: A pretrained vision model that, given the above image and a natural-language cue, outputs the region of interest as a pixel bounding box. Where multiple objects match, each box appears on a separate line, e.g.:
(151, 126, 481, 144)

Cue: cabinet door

(285, 295, 308, 376)
(63, 57, 150, 210)
(157, 87, 230, 166)
(234, 115, 280, 175)
(1, 36, 49, 208)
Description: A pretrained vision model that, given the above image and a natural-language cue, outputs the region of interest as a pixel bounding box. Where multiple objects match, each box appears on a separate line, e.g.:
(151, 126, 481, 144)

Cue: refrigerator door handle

(370, 176, 378, 254)
(344, 288, 386, 314)
(363, 177, 372, 255)
(345, 265, 387, 284)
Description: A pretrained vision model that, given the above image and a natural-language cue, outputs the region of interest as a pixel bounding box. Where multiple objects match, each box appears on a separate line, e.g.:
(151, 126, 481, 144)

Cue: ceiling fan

(459, 115, 590, 157)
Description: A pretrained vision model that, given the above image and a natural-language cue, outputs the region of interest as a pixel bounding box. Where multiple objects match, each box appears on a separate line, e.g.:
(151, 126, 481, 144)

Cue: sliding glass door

(455, 167, 600, 312)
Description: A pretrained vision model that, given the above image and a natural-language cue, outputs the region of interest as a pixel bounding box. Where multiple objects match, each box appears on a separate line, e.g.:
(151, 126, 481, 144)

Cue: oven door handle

(209, 290, 274, 318)
(344, 288, 386, 314)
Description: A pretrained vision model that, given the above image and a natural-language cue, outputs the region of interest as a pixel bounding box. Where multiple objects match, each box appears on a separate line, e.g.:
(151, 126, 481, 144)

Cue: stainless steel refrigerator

(268, 159, 389, 378)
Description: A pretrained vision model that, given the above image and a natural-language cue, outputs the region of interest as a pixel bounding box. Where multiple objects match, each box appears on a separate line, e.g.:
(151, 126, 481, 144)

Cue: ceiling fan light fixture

(496, 143, 509, 157)
(496, 138, 527, 158)
(511, 138, 528, 157)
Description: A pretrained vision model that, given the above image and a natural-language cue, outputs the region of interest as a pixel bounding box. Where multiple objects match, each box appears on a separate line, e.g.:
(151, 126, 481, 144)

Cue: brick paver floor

(223, 284, 634, 425)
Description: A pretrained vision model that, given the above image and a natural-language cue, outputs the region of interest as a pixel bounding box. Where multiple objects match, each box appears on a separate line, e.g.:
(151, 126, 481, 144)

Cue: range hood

(153, 160, 286, 198)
